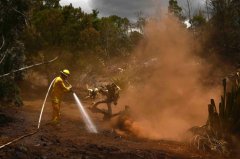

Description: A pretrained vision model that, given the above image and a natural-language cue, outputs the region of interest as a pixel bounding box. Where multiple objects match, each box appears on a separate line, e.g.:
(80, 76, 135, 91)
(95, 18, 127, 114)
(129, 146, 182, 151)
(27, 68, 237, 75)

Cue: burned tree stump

(190, 74, 240, 155)
(206, 76, 240, 136)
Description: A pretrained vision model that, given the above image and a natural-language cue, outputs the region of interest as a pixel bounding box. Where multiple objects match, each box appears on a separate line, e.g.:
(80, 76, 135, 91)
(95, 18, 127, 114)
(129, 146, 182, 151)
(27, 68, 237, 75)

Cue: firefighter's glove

(69, 86, 74, 93)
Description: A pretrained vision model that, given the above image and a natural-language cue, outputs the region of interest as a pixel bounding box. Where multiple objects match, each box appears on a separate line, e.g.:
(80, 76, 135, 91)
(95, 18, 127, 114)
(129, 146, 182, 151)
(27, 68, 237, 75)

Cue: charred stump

(190, 75, 240, 156)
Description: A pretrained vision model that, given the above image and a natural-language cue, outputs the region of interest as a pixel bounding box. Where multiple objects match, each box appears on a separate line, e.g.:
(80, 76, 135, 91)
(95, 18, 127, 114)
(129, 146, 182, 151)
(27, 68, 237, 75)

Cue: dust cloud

(119, 17, 220, 140)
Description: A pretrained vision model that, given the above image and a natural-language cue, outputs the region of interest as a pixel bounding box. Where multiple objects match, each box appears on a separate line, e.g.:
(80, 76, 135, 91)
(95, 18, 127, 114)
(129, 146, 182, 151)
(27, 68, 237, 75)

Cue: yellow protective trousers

(51, 98, 61, 122)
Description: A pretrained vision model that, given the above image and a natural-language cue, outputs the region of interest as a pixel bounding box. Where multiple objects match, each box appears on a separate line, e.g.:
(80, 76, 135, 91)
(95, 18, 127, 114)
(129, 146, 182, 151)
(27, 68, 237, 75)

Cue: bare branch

(0, 52, 7, 64)
(0, 36, 7, 65)
(0, 35, 5, 51)
(205, 0, 210, 20)
(0, 56, 59, 78)
(12, 8, 29, 26)
(186, 0, 192, 20)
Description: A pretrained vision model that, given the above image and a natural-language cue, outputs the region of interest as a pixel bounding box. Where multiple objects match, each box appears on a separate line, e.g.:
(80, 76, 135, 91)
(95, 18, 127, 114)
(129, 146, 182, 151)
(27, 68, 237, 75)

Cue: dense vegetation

(204, 0, 240, 63)
(0, 0, 143, 106)
(0, 0, 30, 106)
(170, 0, 240, 63)
(0, 0, 240, 106)
(25, 3, 142, 58)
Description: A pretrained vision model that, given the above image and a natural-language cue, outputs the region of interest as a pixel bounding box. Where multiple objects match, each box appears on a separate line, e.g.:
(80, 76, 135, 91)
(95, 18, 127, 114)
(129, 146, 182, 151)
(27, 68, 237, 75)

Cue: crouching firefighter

(51, 69, 72, 124)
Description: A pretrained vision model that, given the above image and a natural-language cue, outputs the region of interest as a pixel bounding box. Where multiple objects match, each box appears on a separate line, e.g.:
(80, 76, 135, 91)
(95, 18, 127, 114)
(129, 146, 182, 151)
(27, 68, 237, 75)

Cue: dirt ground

(0, 91, 223, 159)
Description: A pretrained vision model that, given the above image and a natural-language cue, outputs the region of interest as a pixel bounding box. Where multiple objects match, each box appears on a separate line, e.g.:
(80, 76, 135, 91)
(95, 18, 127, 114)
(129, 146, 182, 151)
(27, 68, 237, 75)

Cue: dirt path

(0, 97, 220, 159)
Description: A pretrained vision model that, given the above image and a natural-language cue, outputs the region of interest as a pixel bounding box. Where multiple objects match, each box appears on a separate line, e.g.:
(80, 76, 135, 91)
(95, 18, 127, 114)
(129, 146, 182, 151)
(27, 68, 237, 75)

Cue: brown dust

(118, 17, 220, 140)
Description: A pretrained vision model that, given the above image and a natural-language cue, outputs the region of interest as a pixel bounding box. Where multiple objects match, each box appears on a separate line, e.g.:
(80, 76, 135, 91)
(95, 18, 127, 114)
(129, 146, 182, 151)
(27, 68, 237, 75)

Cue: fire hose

(0, 78, 57, 150)
(0, 78, 96, 150)
(0, 130, 38, 149)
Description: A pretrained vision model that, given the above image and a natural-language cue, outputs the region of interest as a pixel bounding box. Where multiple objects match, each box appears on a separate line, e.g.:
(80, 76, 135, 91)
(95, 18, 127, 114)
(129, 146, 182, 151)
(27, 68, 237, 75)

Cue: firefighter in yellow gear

(51, 69, 72, 123)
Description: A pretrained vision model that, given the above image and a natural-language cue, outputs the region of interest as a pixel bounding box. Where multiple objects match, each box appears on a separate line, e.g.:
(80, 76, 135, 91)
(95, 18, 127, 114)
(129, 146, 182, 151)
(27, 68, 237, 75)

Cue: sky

(60, 0, 206, 21)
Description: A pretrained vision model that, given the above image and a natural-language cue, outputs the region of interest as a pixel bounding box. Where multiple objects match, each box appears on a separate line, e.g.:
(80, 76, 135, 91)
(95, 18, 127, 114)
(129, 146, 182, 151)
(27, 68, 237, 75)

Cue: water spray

(65, 80, 97, 133)
(73, 93, 98, 133)
(0, 77, 98, 150)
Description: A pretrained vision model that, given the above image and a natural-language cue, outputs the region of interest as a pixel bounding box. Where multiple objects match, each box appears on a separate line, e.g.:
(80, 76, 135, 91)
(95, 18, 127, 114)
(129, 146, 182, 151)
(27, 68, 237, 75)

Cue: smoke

(118, 16, 220, 140)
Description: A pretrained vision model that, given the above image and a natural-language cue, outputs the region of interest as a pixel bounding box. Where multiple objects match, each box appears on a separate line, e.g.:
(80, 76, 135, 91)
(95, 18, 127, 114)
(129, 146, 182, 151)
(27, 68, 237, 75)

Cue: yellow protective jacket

(51, 76, 71, 103)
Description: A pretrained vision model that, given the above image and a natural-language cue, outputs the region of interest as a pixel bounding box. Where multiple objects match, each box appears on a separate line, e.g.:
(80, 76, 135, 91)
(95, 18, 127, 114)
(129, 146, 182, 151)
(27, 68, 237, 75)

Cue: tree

(98, 15, 131, 58)
(0, 0, 30, 106)
(136, 11, 146, 34)
(78, 27, 100, 51)
(191, 10, 206, 29)
(129, 31, 143, 46)
(168, 0, 184, 20)
(32, 8, 64, 46)
(22, 2, 140, 81)
(40, 0, 60, 9)
(207, 0, 240, 62)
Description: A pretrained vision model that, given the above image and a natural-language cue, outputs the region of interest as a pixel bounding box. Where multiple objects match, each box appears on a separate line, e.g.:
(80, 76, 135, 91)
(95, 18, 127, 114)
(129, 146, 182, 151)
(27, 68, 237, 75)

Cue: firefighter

(90, 83, 120, 120)
(51, 69, 72, 124)
(114, 105, 133, 132)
